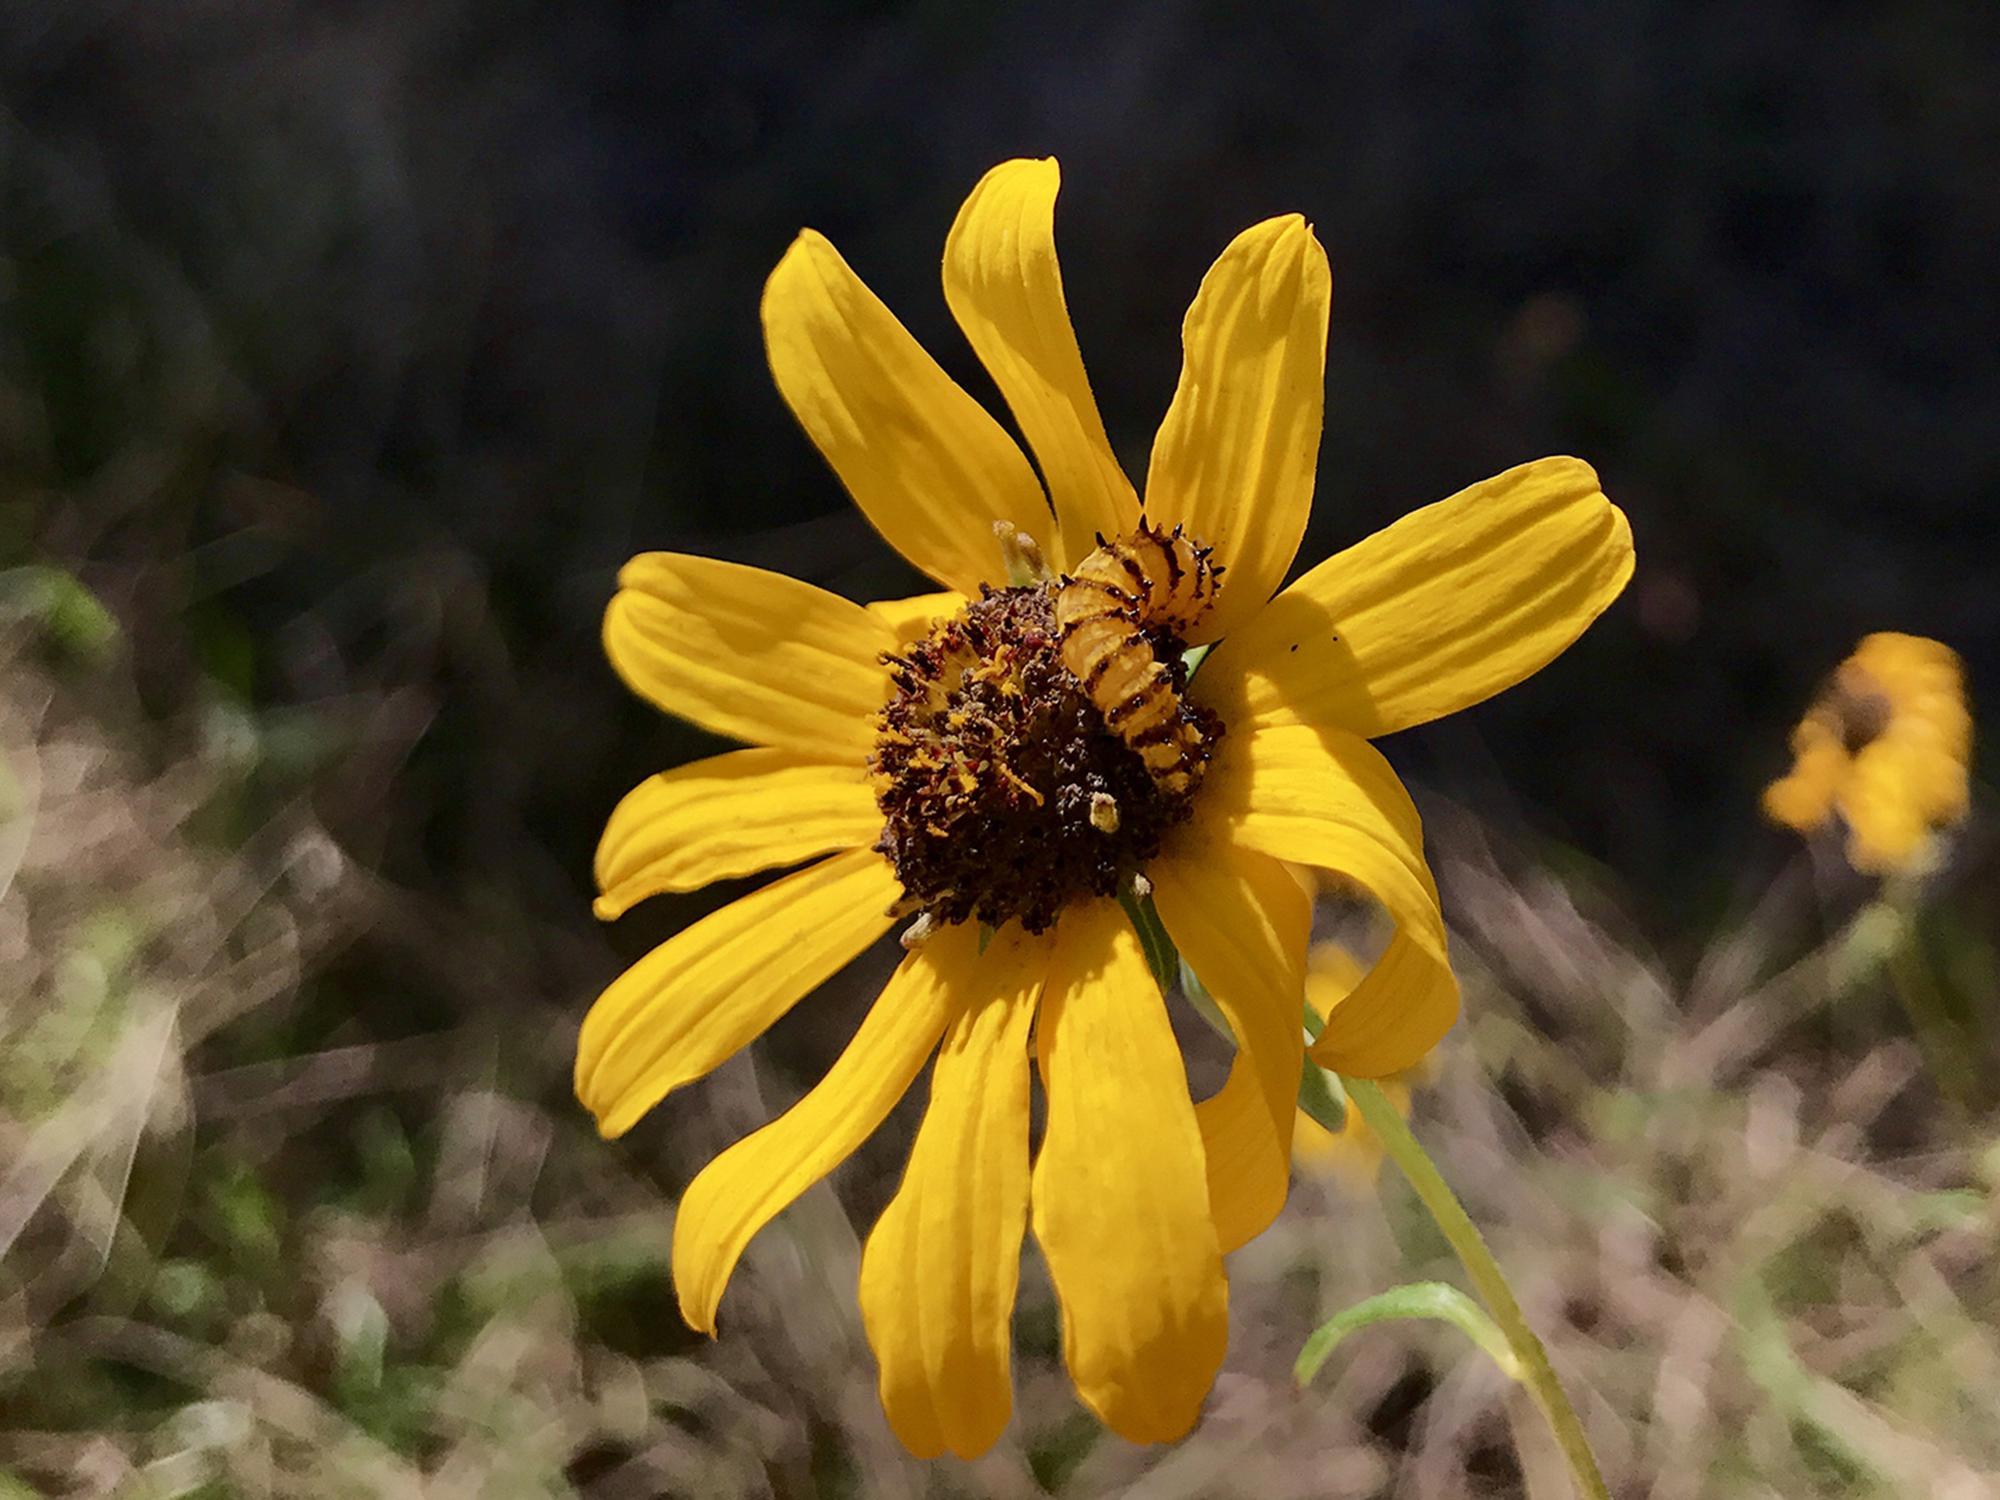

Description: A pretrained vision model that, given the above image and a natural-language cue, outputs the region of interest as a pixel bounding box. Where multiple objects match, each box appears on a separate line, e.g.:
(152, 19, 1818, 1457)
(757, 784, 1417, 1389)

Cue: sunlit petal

(944, 158, 1137, 569)
(1144, 214, 1331, 643)
(673, 919, 976, 1334)
(764, 230, 1052, 593)
(860, 923, 1050, 1458)
(594, 749, 880, 919)
(1032, 899, 1227, 1443)
(1152, 830, 1309, 1251)
(1205, 724, 1458, 1077)
(1199, 457, 1632, 738)
(605, 552, 895, 756)
(867, 590, 966, 645)
(575, 849, 900, 1138)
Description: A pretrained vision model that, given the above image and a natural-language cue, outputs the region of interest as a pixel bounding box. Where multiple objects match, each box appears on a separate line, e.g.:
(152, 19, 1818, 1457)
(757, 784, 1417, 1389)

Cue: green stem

(1344, 1078, 1610, 1500)
(1878, 904, 1979, 1115)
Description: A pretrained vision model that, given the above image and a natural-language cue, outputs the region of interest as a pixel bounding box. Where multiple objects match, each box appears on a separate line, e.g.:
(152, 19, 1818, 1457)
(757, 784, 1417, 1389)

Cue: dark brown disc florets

(1818, 671, 1894, 754)
(871, 582, 1219, 934)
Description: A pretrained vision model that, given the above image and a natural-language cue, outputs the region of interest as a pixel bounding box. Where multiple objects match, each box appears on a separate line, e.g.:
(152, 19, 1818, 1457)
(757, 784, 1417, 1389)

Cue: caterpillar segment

(1054, 520, 1222, 797)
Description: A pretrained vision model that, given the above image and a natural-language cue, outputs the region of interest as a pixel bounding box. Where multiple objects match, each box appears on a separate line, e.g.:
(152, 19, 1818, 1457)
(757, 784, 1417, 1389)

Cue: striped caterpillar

(1054, 520, 1222, 797)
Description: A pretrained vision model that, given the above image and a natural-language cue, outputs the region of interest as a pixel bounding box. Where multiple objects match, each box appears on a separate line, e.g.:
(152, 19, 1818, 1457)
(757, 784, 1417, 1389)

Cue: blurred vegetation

(1, 2, 1996, 1496)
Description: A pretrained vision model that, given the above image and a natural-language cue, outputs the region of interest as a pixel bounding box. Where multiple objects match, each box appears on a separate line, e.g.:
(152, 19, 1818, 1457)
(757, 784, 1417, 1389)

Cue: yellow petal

(1031, 899, 1227, 1444)
(1199, 457, 1633, 738)
(1852, 633, 1972, 827)
(575, 849, 900, 1138)
(1312, 930, 1457, 1079)
(605, 552, 896, 756)
(1294, 1076, 1408, 1191)
(593, 749, 881, 920)
(674, 920, 977, 1335)
(866, 590, 966, 645)
(1761, 727, 1846, 834)
(1840, 746, 1937, 873)
(859, 923, 1051, 1459)
(1304, 940, 1369, 1021)
(1763, 632, 1971, 874)
(1144, 214, 1331, 644)
(763, 230, 1053, 594)
(1205, 724, 1458, 1077)
(943, 158, 1137, 570)
(1151, 833, 1308, 1252)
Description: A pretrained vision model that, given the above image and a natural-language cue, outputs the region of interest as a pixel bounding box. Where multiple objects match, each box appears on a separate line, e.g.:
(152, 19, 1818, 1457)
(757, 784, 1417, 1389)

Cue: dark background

(5, 0, 1995, 939)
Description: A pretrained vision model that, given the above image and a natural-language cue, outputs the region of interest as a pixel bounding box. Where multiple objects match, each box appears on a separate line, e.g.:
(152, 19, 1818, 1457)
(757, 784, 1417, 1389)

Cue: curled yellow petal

(674, 919, 979, 1335)
(575, 849, 900, 1139)
(604, 552, 895, 756)
(944, 158, 1137, 571)
(1151, 833, 1308, 1252)
(1031, 899, 1227, 1444)
(1205, 724, 1458, 1077)
(859, 923, 1050, 1459)
(764, 229, 1053, 594)
(1144, 214, 1331, 643)
(1199, 457, 1633, 739)
(594, 749, 880, 919)
(1310, 929, 1457, 1079)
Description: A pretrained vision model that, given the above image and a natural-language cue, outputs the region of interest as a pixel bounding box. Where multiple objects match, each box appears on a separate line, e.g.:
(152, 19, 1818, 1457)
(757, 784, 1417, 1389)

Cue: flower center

(871, 524, 1223, 934)
(1820, 670, 1893, 754)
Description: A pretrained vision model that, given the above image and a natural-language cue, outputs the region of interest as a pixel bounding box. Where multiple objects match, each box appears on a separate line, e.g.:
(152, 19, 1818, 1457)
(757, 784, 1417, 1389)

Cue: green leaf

(1295, 1280, 1523, 1387)
(1, 565, 120, 666)
(1118, 888, 1180, 995)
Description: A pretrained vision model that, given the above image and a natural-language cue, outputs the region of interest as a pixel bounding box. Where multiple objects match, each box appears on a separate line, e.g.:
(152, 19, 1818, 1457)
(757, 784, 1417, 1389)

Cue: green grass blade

(1295, 1280, 1523, 1387)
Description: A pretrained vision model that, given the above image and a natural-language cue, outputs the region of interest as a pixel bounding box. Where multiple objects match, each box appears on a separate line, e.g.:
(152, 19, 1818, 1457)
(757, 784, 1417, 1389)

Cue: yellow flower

(1292, 1081, 1410, 1189)
(1763, 633, 1972, 874)
(1292, 943, 1417, 1190)
(576, 158, 1634, 1456)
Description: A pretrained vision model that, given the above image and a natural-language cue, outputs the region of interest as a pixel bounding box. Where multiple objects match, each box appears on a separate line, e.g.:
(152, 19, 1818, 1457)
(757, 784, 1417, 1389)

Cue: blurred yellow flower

(1294, 943, 1417, 1189)
(1763, 633, 1972, 874)
(576, 158, 1633, 1455)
